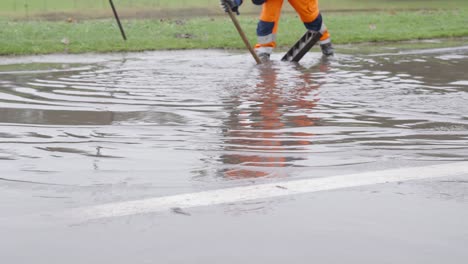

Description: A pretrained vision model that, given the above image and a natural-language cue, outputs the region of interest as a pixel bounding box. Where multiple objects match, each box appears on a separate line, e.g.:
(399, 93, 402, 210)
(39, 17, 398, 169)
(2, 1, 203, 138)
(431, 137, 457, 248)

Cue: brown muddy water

(1, 44, 468, 263)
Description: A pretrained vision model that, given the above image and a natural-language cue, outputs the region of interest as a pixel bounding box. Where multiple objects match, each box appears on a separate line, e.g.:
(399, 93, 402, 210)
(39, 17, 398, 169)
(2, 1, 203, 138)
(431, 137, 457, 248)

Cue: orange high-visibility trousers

(255, 0, 331, 54)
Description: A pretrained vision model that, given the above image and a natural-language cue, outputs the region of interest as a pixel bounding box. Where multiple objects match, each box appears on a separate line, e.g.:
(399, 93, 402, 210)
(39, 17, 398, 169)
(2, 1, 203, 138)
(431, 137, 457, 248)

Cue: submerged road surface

(1, 43, 468, 263)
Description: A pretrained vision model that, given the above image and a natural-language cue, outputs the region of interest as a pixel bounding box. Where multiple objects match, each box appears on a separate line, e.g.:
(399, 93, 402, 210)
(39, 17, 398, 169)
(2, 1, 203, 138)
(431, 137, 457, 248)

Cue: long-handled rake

(223, 1, 262, 64)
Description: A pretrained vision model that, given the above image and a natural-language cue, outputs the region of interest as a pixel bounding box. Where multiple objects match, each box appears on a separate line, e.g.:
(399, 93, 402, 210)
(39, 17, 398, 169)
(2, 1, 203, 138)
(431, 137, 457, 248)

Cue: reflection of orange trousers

(255, 0, 331, 54)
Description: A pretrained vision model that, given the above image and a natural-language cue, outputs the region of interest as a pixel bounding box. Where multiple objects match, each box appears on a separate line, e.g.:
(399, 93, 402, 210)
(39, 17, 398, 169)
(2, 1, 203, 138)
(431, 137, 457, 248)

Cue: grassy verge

(2, 0, 467, 18)
(1, 9, 468, 56)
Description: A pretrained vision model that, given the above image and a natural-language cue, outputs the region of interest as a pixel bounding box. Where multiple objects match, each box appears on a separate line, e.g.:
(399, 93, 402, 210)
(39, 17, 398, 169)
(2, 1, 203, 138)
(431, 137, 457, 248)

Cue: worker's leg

(254, 0, 285, 59)
(288, 0, 334, 56)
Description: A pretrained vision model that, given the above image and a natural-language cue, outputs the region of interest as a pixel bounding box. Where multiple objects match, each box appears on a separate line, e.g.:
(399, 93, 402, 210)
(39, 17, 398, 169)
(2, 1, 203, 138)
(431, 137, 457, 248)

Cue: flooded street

(1, 43, 468, 263)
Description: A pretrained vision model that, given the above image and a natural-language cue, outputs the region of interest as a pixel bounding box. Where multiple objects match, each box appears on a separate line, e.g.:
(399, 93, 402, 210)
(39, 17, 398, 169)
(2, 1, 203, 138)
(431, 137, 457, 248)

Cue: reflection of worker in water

(221, 61, 329, 178)
(221, 0, 334, 61)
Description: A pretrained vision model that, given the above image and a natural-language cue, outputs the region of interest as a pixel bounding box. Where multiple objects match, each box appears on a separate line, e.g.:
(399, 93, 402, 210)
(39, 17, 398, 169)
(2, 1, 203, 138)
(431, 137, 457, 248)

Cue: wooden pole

(224, 2, 262, 65)
(109, 0, 127, 41)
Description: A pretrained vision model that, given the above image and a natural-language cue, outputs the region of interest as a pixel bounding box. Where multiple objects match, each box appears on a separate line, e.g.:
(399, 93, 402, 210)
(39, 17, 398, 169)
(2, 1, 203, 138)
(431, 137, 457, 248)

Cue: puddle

(1, 47, 468, 197)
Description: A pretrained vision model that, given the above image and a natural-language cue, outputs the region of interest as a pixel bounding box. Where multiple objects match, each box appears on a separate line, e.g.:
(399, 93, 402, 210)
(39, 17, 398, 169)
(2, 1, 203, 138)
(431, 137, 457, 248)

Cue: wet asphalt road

(1, 42, 468, 263)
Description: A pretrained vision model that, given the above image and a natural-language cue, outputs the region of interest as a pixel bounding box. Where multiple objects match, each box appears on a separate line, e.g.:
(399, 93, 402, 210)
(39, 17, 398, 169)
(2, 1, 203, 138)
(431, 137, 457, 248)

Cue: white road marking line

(65, 162, 468, 221)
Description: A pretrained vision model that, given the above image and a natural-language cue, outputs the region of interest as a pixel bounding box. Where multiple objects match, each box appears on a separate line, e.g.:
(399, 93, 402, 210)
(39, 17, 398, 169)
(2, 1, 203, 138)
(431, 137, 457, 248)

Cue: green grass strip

(2, 0, 467, 16)
(1, 10, 468, 56)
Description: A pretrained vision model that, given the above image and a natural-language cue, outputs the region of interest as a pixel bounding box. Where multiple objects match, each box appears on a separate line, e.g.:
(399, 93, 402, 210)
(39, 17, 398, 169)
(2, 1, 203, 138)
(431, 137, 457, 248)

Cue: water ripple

(1, 49, 467, 188)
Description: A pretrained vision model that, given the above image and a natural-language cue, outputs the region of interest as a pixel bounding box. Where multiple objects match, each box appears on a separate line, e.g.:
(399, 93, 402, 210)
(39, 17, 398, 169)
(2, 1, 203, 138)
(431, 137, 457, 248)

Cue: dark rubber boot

(258, 53, 271, 62)
(320, 42, 334, 57)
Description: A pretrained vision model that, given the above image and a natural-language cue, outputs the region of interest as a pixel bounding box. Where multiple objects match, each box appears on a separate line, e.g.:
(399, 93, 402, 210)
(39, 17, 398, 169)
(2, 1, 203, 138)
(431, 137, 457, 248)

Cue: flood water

(1, 44, 468, 207)
(2, 43, 468, 264)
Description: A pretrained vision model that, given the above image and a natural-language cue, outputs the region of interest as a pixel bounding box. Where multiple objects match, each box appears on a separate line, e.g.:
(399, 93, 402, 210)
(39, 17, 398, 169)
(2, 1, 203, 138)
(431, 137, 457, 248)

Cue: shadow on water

(0, 46, 468, 192)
